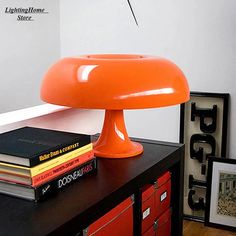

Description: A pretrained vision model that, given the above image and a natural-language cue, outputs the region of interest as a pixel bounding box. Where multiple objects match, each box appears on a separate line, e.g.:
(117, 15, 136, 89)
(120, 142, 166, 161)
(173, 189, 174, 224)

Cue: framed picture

(180, 92, 229, 221)
(205, 157, 236, 231)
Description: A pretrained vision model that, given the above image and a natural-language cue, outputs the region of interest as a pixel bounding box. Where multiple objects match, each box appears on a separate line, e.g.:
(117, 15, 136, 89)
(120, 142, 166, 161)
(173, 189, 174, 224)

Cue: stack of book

(0, 127, 96, 201)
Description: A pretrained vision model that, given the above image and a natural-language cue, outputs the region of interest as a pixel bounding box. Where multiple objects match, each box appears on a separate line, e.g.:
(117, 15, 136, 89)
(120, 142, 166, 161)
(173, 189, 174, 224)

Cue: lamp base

(94, 140, 143, 158)
(93, 110, 143, 158)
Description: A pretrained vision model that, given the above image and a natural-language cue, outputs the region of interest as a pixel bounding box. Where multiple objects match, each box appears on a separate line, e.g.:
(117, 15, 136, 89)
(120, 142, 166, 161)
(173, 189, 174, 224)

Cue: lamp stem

(93, 110, 143, 158)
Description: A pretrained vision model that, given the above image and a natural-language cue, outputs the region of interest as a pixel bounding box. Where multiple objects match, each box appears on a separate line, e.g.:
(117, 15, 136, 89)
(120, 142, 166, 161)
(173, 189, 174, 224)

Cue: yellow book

(0, 143, 93, 177)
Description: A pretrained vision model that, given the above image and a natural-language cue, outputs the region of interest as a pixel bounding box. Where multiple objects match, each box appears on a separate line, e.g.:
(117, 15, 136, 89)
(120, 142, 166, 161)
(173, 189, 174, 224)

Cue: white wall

(2, 1, 233, 157)
(0, 105, 103, 136)
(0, 0, 60, 113)
(60, 0, 236, 157)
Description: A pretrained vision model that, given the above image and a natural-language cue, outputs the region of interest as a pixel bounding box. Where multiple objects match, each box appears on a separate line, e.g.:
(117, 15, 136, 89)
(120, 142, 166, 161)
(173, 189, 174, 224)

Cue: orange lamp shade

(41, 54, 189, 158)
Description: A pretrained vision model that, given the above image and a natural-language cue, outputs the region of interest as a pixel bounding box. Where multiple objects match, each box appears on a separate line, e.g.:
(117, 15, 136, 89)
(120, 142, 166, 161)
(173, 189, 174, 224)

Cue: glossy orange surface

(41, 54, 190, 158)
(93, 110, 143, 158)
(41, 54, 189, 109)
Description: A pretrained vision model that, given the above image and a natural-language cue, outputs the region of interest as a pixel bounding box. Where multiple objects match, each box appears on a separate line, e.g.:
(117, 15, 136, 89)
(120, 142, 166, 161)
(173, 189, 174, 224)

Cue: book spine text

(32, 150, 94, 186)
(31, 136, 90, 166)
(35, 158, 97, 201)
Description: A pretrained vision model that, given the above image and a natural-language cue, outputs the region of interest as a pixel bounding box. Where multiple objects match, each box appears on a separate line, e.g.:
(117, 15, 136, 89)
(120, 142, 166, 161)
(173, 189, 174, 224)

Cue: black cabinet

(0, 138, 184, 236)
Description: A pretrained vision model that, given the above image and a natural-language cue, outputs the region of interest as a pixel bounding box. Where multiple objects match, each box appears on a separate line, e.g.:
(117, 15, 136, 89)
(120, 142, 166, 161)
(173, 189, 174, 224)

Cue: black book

(0, 158, 97, 201)
(0, 127, 91, 167)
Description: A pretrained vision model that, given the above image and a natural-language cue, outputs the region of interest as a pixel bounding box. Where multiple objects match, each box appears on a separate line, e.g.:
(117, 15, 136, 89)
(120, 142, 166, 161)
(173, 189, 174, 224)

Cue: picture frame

(205, 157, 236, 231)
(180, 92, 229, 221)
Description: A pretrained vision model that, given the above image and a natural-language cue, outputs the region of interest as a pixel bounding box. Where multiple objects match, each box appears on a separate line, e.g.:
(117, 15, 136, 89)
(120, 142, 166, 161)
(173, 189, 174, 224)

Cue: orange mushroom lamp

(41, 54, 189, 158)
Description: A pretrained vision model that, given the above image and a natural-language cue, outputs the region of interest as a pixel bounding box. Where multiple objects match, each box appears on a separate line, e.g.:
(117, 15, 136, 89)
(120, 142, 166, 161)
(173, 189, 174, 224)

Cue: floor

(183, 220, 236, 236)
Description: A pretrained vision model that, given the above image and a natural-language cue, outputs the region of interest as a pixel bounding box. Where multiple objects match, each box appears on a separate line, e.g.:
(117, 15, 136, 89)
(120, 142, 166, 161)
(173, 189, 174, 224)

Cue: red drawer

(154, 171, 171, 218)
(142, 184, 156, 234)
(142, 171, 171, 234)
(85, 196, 133, 236)
(143, 208, 172, 236)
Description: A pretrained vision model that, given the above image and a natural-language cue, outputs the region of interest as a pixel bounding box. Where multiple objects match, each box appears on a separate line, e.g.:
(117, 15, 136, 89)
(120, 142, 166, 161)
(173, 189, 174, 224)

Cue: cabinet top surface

(0, 138, 183, 236)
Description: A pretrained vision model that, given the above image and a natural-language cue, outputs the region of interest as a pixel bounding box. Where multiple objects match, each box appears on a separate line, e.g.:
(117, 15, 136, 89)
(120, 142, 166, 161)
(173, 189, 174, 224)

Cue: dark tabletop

(0, 138, 183, 236)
